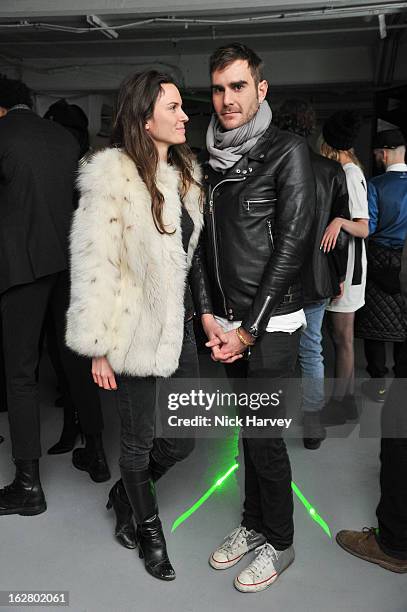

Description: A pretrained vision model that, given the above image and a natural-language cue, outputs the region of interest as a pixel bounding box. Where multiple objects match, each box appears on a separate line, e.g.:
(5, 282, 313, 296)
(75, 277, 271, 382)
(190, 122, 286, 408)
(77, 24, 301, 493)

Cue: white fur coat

(66, 147, 203, 377)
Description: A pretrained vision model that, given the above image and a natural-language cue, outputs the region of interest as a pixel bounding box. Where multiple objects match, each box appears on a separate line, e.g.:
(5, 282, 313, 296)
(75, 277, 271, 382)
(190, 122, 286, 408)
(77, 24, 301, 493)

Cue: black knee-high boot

(106, 479, 137, 549)
(107, 457, 168, 550)
(121, 468, 175, 581)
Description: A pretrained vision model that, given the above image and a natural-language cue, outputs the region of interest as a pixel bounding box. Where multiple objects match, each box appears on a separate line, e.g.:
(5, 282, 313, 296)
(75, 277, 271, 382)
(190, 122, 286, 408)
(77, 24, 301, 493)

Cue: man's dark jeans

(225, 329, 301, 551)
(116, 319, 199, 473)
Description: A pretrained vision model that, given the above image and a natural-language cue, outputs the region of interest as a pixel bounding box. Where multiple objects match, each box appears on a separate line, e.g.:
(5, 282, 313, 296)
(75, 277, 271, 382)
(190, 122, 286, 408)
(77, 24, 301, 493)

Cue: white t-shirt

(326, 162, 369, 313)
(215, 309, 306, 334)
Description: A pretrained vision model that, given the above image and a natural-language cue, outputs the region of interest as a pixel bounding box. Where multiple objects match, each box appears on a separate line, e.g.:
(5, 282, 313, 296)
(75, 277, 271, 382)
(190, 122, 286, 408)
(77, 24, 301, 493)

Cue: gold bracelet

(236, 327, 255, 347)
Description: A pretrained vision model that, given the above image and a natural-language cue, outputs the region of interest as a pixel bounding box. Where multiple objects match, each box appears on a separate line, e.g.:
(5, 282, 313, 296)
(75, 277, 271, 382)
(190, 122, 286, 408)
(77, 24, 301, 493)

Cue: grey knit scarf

(206, 100, 272, 172)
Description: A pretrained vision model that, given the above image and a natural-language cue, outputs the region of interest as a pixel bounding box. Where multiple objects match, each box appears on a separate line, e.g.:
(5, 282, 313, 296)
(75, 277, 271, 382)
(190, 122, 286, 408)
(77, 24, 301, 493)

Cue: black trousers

(116, 319, 198, 473)
(376, 340, 407, 559)
(364, 339, 406, 378)
(0, 316, 6, 412)
(225, 329, 301, 550)
(0, 271, 103, 460)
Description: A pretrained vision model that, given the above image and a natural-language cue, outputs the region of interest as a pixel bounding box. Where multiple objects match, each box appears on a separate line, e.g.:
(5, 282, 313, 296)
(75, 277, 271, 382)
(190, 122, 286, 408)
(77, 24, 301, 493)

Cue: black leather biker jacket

(302, 150, 350, 303)
(190, 124, 316, 337)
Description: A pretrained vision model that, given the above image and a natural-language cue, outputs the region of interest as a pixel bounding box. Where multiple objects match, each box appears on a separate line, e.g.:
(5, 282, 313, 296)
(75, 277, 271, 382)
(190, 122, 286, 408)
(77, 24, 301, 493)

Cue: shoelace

(219, 526, 249, 553)
(362, 527, 378, 539)
(245, 543, 278, 578)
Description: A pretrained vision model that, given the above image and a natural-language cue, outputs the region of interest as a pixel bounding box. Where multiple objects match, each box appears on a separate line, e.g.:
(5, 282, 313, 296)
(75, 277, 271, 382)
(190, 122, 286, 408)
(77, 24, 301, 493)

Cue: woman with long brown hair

(66, 71, 203, 580)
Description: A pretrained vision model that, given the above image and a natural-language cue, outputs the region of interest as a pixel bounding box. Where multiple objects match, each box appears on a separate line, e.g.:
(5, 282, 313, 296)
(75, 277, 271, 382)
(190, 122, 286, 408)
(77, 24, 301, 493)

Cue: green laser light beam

(291, 481, 332, 538)
(171, 463, 331, 538)
(171, 463, 239, 532)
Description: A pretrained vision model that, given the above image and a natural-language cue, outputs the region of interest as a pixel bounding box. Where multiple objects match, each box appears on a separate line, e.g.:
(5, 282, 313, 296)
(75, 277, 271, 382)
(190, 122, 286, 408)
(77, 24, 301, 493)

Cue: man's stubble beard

(219, 99, 260, 131)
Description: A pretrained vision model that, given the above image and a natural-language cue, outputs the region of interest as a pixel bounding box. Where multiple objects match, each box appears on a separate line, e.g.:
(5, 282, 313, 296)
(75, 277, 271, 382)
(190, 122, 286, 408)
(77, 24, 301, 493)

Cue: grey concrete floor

(0, 342, 406, 612)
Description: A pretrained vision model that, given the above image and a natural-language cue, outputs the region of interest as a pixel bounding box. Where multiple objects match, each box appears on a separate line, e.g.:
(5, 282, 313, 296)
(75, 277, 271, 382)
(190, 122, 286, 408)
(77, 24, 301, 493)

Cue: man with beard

(190, 43, 315, 592)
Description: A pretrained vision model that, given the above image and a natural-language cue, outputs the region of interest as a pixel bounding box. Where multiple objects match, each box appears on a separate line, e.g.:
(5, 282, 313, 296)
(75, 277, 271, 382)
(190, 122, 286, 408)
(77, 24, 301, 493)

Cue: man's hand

(215, 329, 248, 363)
(320, 218, 344, 253)
(92, 356, 117, 390)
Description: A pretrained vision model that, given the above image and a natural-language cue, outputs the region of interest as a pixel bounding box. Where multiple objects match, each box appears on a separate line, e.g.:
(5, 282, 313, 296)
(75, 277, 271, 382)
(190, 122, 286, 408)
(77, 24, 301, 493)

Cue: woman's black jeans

(116, 319, 198, 473)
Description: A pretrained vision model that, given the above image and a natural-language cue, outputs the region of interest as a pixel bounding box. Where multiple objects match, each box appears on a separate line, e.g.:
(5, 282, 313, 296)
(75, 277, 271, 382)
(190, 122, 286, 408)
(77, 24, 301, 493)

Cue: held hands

(320, 218, 344, 253)
(201, 314, 252, 364)
(92, 356, 117, 391)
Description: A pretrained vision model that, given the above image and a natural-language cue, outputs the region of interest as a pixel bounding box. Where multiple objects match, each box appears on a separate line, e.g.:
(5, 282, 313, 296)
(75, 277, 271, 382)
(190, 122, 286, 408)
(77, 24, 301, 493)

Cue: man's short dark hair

(276, 99, 316, 138)
(0, 74, 33, 109)
(209, 43, 264, 86)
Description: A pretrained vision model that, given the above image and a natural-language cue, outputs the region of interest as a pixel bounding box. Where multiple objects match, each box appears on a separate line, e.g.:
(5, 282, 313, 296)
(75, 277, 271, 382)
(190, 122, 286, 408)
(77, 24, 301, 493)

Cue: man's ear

(257, 80, 268, 104)
(0, 107, 8, 118)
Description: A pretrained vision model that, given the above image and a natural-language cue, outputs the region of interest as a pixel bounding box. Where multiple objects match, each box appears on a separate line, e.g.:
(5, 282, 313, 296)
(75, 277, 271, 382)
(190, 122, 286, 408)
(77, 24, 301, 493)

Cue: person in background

(43, 99, 107, 463)
(66, 71, 203, 581)
(319, 110, 369, 424)
(277, 99, 350, 449)
(355, 129, 407, 402)
(336, 232, 407, 574)
(0, 75, 108, 519)
(44, 98, 90, 160)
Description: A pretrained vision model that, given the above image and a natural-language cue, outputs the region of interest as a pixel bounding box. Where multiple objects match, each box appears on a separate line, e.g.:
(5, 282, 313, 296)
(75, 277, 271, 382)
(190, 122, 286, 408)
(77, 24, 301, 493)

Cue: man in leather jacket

(190, 43, 315, 593)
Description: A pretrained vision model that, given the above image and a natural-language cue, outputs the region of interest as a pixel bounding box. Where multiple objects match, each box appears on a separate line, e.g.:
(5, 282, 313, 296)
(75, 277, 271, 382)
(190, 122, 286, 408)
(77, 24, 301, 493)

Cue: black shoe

(72, 434, 111, 483)
(48, 423, 82, 455)
(106, 479, 137, 549)
(121, 468, 175, 581)
(361, 380, 387, 403)
(303, 412, 326, 450)
(321, 400, 347, 426)
(137, 514, 176, 581)
(0, 459, 46, 516)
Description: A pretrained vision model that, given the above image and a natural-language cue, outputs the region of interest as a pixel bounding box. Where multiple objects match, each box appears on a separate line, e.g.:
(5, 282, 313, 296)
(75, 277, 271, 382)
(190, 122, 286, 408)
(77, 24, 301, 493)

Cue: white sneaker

(209, 525, 266, 570)
(234, 542, 295, 592)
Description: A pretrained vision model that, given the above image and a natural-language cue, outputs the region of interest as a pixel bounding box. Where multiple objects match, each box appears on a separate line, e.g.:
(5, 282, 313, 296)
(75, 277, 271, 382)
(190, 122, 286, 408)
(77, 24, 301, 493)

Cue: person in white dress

(319, 110, 369, 422)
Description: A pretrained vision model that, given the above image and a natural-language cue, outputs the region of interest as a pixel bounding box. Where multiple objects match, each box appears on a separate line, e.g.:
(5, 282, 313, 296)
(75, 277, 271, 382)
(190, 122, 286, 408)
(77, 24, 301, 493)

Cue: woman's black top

(181, 206, 194, 321)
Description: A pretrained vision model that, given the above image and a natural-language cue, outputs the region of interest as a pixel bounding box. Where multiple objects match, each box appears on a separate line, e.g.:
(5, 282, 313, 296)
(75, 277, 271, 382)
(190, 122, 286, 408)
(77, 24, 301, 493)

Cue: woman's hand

(201, 313, 230, 361)
(320, 218, 344, 253)
(92, 356, 117, 391)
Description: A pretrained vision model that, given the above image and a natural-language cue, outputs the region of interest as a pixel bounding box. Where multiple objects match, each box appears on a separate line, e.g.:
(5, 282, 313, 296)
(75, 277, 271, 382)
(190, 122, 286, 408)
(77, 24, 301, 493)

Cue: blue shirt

(368, 165, 407, 249)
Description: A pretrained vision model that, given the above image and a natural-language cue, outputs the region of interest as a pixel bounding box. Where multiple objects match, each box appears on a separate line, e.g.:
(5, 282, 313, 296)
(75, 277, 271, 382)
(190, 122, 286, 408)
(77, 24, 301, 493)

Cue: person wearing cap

(319, 110, 369, 424)
(355, 129, 407, 403)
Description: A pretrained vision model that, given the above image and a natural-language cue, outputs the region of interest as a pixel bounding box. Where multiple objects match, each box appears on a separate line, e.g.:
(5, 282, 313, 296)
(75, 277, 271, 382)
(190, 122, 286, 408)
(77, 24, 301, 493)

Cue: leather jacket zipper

(250, 295, 272, 336)
(266, 219, 274, 249)
(245, 198, 275, 211)
(209, 177, 247, 316)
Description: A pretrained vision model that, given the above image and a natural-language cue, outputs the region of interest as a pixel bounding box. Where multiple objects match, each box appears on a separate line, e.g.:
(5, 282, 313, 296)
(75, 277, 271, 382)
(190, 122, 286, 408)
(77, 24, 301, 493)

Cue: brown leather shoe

(336, 528, 407, 573)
